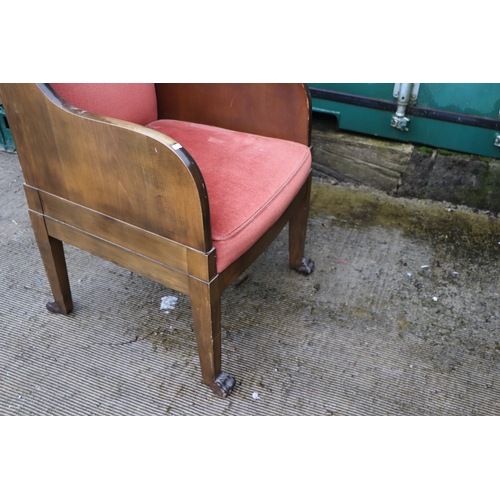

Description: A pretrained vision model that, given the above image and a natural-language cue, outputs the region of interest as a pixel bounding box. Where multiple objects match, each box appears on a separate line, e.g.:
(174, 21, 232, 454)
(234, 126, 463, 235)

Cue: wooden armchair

(0, 83, 314, 397)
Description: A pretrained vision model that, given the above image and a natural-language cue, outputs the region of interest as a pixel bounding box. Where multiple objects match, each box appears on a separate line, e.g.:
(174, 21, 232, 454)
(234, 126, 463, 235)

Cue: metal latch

(495, 134, 500, 148)
(391, 83, 420, 131)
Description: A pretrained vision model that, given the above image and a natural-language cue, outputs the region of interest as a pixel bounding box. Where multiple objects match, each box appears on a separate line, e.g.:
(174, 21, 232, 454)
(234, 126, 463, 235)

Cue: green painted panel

(0, 104, 16, 153)
(417, 84, 500, 118)
(309, 84, 500, 159)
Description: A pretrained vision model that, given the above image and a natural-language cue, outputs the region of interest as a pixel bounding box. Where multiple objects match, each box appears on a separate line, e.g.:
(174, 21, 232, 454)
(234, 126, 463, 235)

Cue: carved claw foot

(209, 372, 236, 397)
(293, 257, 315, 275)
(46, 299, 69, 314)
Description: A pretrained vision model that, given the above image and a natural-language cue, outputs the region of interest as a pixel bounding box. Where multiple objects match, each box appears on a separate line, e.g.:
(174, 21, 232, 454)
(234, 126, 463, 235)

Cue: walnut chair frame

(0, 83, 314, 397)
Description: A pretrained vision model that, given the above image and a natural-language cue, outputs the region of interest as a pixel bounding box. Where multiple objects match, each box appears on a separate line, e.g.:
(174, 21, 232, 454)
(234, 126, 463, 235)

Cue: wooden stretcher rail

(25, 185, 217, 282)
(42, 215, 193, 295)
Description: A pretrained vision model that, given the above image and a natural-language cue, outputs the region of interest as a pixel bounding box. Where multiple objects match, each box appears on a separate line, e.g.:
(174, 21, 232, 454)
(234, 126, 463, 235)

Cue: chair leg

(28, 211, 73, 314)
(289, 174, 315, 275)
(189, 278, 235, 397)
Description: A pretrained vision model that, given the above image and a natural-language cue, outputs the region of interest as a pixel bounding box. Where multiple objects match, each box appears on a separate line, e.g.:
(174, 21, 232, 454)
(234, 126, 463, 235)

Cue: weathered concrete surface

(312, 112, 500, 213)
(2, 151, 500, 415)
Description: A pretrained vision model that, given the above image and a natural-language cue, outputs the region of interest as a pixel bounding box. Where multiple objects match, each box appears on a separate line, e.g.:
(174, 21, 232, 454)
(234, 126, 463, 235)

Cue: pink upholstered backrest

(49, 83, 158, 125)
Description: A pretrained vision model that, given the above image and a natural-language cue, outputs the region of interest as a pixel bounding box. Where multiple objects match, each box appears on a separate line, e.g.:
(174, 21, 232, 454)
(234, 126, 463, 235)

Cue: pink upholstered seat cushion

(147, 120, 312, 273)
(49, 84, 158, 125)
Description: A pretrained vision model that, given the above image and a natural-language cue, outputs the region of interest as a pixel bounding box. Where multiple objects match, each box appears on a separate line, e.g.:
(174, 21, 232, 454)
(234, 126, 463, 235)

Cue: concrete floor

(2, 150, 500, 415)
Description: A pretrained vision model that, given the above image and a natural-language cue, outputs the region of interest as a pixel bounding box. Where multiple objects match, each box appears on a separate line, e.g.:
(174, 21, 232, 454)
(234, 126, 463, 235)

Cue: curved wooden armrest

(155, 83, 311, 146)
(1, 83, 211, 251)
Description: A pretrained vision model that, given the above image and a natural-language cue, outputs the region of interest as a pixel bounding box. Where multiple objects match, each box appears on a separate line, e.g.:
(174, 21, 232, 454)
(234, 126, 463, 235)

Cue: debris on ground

(160, 296, 178, 314)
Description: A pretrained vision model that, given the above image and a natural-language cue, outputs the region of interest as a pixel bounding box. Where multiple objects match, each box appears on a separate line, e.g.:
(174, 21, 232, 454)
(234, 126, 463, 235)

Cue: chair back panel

(155, 83, 311, 146)
(50, 83, 158, 125)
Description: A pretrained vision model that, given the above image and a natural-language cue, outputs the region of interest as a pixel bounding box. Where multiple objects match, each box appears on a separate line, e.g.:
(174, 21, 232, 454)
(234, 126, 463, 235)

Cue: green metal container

(0, 103, 16, 152)
(309, 83, 500, 159)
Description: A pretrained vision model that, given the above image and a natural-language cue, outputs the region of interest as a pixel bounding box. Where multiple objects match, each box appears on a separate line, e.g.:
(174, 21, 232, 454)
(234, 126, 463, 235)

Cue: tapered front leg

(289, 173, 315, 275)
(29, 211, 73, 314)
(189, 278, 235, 397)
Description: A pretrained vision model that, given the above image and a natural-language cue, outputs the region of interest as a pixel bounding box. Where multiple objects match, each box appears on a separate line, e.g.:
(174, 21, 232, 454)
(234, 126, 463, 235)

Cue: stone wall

(311, 113, 500, 213)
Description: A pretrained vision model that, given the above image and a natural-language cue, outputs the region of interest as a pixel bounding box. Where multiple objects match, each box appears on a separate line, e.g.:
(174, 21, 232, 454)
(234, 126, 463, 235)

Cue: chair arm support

(155, 83, 311, 146)
(1, 83, 212, 251)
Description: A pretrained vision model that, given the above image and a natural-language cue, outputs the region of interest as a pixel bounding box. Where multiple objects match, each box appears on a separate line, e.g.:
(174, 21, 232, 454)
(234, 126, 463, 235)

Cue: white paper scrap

(160, 296, 178, 314)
